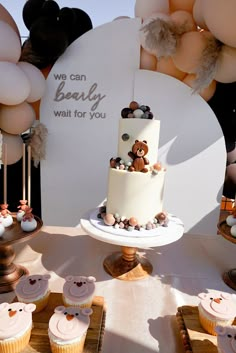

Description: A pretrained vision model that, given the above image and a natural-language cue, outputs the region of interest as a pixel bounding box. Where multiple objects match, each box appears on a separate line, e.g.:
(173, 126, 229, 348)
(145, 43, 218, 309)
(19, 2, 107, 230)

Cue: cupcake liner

(49, 333, 86, 353)
(62, 294, 93, 309)
(33, 291, 51, 313)
(0, 326, 31, 353)
(17, 290, 50, 313)
(198, 305, 234, 335)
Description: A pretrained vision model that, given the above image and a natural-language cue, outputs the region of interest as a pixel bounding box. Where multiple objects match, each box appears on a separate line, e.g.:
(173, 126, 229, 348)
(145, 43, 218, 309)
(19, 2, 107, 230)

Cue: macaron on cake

(62, 276, 96, 308)
(48, 305, 93, 353)
(0, 302, 36, 353)
(15, 274, 51, 313)
(198, 291, 236, 335)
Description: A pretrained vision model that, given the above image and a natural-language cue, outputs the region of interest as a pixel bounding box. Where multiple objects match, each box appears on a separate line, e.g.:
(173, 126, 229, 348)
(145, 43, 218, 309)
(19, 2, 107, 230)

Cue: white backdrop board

(133, 70, 226, 235)
(40, 18, 141, 227)
(40, 18, 226, 235)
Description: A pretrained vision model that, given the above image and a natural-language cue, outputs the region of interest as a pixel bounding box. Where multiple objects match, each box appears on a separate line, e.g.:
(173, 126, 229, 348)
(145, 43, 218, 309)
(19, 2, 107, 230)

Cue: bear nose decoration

(66, 314, 74, 321)
(29, 279, 36, 285)
(213, 298, 221, 304)
(9, 310, 17, 317)
(76, 282, 83, 287)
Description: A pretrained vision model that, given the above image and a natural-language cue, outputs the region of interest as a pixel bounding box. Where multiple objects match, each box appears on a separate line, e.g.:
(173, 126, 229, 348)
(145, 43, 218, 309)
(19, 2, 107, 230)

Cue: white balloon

(135, 0, 169, 19)
(17, 62, 46, 103)
(0, 102, 35, 135)
(0, 20, 21, 63)
(0, 62, 31, 105)
(1, 132, 23, 165)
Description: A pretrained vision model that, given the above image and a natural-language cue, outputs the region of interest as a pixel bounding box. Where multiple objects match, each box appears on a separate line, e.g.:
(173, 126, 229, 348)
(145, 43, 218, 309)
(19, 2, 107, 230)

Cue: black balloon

(22, 0, 93, 69)
(208, 82, 236, 199)
(30, 17, 68, 58)
(23, 0, 46, 30)
(223, 164, 236, 199)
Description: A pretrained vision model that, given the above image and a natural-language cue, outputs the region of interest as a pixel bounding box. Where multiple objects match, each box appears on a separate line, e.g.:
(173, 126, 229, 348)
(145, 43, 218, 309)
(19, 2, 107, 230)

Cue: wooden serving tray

(176, 305, 236, 353)
(20, 292, 106, 353)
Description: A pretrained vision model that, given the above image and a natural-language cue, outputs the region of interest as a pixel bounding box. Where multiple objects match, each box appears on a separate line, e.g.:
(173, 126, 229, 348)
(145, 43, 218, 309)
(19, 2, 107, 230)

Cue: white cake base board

(80, 209, 184, 249)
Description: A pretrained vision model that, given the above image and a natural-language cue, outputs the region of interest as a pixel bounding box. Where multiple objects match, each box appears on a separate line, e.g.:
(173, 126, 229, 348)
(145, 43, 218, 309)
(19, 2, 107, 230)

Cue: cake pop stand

(217, 218, 236, 291)
(81, 208, 184, 281)
(0, 214, 43, 293)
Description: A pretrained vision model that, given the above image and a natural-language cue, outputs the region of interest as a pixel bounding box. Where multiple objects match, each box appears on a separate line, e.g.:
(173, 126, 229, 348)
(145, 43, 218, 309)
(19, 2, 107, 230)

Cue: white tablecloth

(1, 225, 236, 353)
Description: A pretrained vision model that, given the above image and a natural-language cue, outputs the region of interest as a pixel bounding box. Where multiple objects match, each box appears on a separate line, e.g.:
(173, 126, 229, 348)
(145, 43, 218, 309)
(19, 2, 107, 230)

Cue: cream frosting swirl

(15, 274, 51, 300)
(0, 302, 36, 339)
(48, 306, 92, 341)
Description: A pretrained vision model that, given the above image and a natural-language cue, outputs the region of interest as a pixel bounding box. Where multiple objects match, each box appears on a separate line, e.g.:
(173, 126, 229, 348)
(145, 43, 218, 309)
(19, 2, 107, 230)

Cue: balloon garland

(136, 0, 236, 199)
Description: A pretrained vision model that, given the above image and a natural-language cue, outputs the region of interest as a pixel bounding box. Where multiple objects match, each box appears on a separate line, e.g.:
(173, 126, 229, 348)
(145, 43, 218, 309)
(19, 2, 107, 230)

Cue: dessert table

(0, 223, 236, 353)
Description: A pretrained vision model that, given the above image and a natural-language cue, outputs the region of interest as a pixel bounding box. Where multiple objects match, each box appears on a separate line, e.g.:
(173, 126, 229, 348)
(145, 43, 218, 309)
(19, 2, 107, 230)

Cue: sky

(0, 0, 136, 37)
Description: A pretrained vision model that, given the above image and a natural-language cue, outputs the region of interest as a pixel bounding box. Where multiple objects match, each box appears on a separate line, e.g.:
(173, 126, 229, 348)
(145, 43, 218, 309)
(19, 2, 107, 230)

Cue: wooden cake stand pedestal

(0, 214, 43, 294)
(81, 209, 184, 281)
(218, 218, 236, 291)
(103, 246, 153, 281)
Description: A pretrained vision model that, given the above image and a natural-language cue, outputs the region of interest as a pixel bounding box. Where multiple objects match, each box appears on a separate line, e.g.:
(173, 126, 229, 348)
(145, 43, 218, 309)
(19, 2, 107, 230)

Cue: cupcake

(48, 305, 93, 353)
(15, 274, 51, 313)
(198, 291, 236, 335)
(215, 325, 236, 353)
(0, 302, 36, 353)
(62, 275, 96, 308)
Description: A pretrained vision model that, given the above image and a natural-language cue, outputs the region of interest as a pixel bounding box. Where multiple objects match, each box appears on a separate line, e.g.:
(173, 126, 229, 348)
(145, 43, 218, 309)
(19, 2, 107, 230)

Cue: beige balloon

(202, 0, 236, 47)
(0, 102, 36, 135)
(214, 45, 236, 83)
(169, 0, 195, 13)
(0, 62, 31, 105)
(17, 62, 46, 103)
(170, 10, 197, 32)
(0, 4, 20, 37)
(140, 47, 157, 71)
(1, 131, 23, 165)
(0, 21, 21, 63)
(192, 0, 208, 30)
(135, 0, 169, 19)
(156, 56, 186, 80)
(172, 31, 211, 73)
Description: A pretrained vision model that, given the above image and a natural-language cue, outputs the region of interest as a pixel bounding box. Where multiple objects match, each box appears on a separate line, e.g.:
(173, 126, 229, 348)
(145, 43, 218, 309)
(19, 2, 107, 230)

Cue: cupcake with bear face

(62, 275, 96, 308)
(15, 274, 51, 313)
(198, 291, 236, 335)
(0, 302, 36, 353)
(48, 305, 93, 353)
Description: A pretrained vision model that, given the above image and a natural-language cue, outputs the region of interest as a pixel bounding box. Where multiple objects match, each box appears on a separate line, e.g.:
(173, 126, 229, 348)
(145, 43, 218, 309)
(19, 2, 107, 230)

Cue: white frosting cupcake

(48, 306, 92, 353)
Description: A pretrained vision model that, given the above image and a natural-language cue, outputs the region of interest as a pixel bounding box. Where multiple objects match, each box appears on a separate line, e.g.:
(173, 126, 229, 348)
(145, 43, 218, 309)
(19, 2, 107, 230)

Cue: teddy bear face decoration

(63, 276, 96, 301)
(0, 302, 36, 339)
(49, 306, 93, 341)
(215, 325, 236, 353)
(128, 139, 149, 172)
(198, 292, 236, 318)
(15, 274, 51, 299)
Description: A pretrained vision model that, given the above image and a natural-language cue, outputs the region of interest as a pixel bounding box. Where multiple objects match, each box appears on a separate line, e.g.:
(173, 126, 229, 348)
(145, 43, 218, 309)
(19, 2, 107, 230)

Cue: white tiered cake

(99, 101, 167, 231)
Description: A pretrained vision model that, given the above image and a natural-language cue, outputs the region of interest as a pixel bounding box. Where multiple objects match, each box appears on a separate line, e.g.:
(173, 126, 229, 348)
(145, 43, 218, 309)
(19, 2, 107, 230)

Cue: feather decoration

(28, 122, 48, 167)
(140, 17, 190, 58)
(193, 37, 223, 93)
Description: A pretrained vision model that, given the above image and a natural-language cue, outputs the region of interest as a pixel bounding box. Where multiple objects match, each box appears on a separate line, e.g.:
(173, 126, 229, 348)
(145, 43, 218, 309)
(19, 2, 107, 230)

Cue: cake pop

(21, 206, 37, 232)
(0, 203, 13, 227)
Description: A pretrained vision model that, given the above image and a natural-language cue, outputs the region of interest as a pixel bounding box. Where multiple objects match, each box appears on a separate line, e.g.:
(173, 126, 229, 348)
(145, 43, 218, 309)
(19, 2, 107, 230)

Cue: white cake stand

(80, 208, 184, 281)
